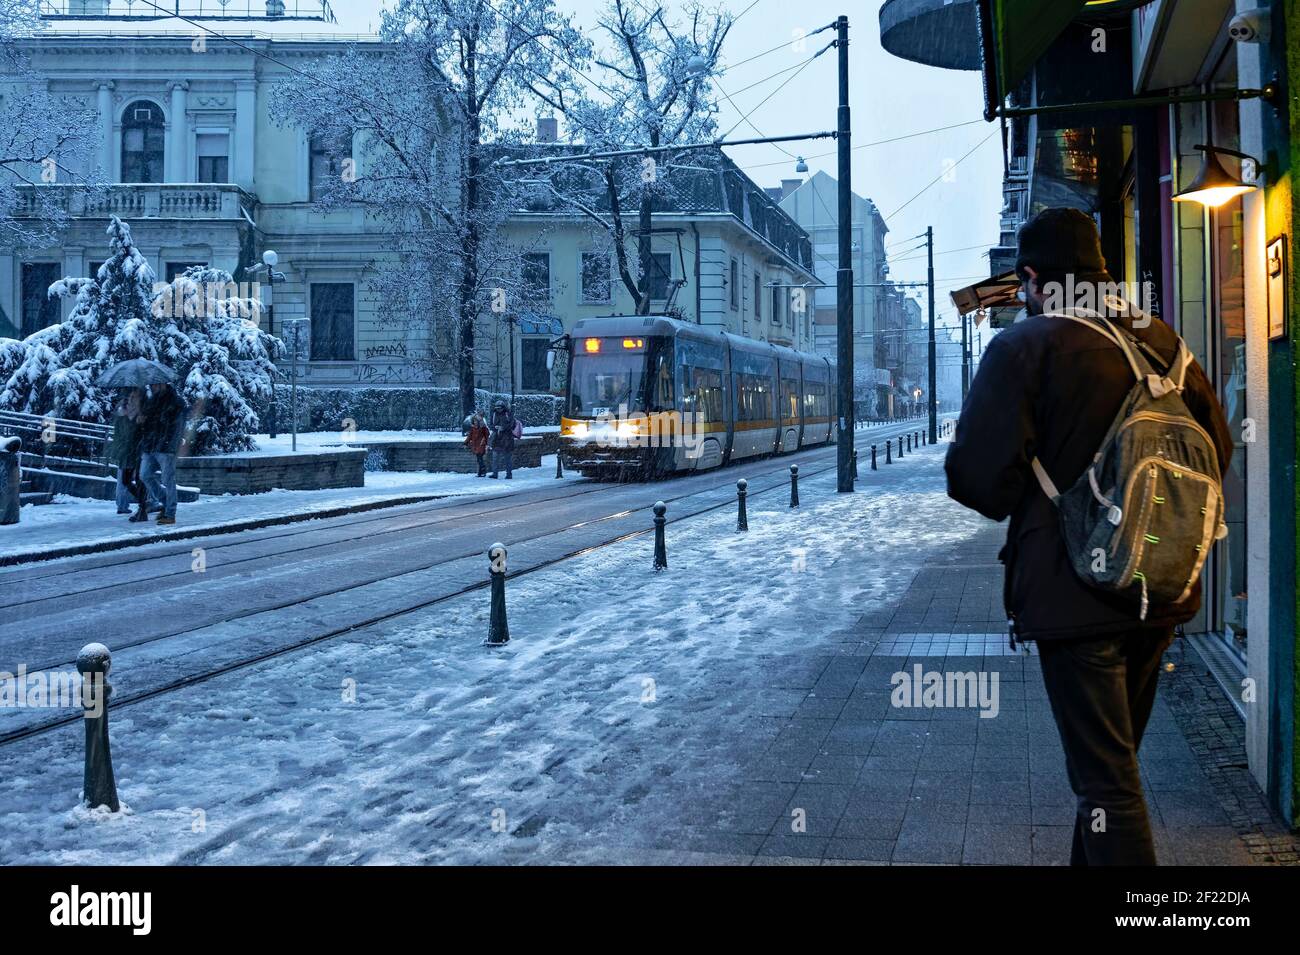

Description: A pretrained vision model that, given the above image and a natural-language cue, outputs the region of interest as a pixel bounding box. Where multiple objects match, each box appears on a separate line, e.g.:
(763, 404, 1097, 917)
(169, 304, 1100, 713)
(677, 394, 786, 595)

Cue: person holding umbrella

(106, 387, 148, 519)
(100, 359, 187, 525)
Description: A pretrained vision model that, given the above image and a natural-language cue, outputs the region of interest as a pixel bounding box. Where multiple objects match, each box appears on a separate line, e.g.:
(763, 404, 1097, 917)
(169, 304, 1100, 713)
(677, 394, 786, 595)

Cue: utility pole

(961, 311, 971, 401)
(835, 14, 854, 493)
(926, 225, 936, 444)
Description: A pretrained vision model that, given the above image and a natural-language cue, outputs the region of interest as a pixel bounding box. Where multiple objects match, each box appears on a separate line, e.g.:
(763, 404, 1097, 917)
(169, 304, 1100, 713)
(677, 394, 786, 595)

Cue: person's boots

(128, 504, 149, 522)
(157, 513, 175, 525)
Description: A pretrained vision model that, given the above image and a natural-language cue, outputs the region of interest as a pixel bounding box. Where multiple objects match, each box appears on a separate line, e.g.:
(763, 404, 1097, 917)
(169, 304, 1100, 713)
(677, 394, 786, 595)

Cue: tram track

(0, 418, 946, 747)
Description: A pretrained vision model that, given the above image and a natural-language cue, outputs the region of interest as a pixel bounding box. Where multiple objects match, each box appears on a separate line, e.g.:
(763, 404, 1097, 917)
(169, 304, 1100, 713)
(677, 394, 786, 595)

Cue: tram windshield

(567, 338, 673, 417)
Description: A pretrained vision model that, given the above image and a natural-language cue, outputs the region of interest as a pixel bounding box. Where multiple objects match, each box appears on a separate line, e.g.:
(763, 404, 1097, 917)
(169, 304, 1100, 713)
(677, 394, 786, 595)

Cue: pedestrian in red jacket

(464, 411, 489, 477)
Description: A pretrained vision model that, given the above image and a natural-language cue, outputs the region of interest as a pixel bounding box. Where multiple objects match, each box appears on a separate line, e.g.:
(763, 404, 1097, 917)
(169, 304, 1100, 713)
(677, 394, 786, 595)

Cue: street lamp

(1173, 144, 1259, 208)
(249, 249, 288, 439)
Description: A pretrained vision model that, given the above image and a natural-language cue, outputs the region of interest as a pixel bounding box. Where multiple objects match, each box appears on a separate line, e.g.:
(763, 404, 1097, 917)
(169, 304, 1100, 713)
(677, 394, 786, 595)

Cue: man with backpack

(945, 208, 1233, 865)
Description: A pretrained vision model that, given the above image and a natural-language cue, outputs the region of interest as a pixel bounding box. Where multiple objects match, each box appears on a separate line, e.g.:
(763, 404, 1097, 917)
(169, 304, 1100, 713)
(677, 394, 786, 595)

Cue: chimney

(536, 116, 558, 144)
(266, 0, 286, 18)
(780, 178, 802, 200)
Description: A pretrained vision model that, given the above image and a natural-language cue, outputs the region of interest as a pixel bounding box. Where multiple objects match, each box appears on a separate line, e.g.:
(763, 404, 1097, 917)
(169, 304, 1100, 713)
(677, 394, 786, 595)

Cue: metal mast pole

(961, 312, 971, 401)
(926, 225, 936, 444)
(835, 14, 854, 492)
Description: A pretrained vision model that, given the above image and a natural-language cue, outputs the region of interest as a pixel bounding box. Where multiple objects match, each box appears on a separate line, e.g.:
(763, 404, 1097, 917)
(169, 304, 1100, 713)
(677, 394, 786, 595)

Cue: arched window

(121, 100, 165, 183)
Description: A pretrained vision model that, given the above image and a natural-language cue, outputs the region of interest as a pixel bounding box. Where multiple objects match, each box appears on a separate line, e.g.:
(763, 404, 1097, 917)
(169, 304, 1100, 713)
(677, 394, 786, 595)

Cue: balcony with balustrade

(11, 183, 257, 221)
(38, 1, 335, 22)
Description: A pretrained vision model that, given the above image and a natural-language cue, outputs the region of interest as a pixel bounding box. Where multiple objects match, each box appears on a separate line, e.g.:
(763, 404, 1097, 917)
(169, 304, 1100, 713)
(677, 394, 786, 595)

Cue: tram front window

(568, 353, 645, 417)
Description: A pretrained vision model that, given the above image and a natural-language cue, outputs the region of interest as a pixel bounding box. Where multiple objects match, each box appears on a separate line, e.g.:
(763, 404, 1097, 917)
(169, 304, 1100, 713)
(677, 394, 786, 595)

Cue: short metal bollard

(736, 479, 748, 532)
(555, 451, 563, 479)
(871, 444, 878, 470)
(0, 435, 19, 526)
(898, 436, 904, 459)
(77, 643, 119, 812)
(906, 433, 912, 453)
(885, 440, 892, 464)
(851, 448, 858, 480)
(789, 464, 799, 508)
(653, 501, 668, 571)
(486, 543, 510, 646)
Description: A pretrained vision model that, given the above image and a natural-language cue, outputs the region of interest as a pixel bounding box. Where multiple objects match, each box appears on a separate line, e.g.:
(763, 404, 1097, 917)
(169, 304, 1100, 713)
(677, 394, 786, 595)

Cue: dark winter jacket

(489, 408, 515, 452)
(944, 305, 1232, 642)
(105, 394, 144, 468)
(137, 388, 189, 456)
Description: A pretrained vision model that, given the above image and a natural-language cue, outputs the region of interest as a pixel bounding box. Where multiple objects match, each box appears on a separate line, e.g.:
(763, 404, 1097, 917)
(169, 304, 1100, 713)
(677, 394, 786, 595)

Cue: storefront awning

(979, 0, 1136, 119)
(950, 271, 1020, 317)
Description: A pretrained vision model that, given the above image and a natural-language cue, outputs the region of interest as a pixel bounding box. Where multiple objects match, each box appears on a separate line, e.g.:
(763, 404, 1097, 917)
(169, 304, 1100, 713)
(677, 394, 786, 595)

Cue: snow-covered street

(1, 435, 992, 864)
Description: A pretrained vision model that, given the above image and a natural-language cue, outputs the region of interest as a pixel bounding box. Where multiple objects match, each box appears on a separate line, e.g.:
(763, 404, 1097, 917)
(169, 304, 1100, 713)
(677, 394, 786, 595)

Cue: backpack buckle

(1107, 505, 1123, 526)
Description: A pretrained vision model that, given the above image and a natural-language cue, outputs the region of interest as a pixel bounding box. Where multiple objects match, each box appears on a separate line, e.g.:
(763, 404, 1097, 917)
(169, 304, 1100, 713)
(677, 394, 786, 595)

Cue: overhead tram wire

(737, 119, 986, 172)
(718, 40, 834, 142)
(884, 130, 998, 222)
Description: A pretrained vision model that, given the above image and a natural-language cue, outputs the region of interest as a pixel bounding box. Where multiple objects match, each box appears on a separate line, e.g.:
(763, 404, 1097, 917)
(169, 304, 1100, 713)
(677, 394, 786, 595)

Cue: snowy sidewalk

(0, 436, 1269, 865)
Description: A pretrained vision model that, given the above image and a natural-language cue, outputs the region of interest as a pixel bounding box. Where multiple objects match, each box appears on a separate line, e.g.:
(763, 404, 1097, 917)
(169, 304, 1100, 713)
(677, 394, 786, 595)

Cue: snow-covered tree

(270, 0, 588, 418)
(0, 217, 281, 454)
(529, 0, 732, 314)
(0, 0, 102, 249)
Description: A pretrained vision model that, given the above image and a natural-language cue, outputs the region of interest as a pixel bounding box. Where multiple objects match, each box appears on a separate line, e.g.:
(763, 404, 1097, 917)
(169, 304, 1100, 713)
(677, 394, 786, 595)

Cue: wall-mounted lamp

(1172, 144, 1260, 208)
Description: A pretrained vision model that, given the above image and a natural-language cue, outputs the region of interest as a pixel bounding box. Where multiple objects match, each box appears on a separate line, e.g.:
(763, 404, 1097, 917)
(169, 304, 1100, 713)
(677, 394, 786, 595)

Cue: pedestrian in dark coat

(464, 411, 490, 477)
(137, 382, 189, 524)
(107, 388, 147, 517)
(488, 400, 515, 479)
(944, 208, 1232, 866)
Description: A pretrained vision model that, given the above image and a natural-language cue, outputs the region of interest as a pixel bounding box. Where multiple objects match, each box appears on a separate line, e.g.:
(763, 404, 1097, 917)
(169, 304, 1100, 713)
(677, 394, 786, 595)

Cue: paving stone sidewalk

(613, 525, 1296, 866)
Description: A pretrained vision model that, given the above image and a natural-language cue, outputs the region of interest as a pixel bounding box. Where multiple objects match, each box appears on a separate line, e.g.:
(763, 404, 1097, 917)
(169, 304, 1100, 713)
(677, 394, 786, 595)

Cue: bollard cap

(790, 464, 798, 475)
(737, 478, 747, 490)
(76, 643, 112, 675)
(653, 500, 667, 516)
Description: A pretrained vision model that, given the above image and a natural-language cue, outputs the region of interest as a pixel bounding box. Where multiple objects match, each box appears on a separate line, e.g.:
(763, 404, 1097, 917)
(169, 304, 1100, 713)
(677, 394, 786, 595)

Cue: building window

(196, 133, 230, 183)
(729, 258, 739, 310)
(753, 273, 761, 319)
(121, 101, 165, 183)
(648, 252, 672, 300)
(521, 338, 551, 392)
(309, 131, 350, 200)
(309, 282, 355, 361)
(581, 252, 610, 303)
(771, 286, 783, 326)
(165, 262, 206, 283)
(21, 263, 61, 338)
(522, 252, 551, 301)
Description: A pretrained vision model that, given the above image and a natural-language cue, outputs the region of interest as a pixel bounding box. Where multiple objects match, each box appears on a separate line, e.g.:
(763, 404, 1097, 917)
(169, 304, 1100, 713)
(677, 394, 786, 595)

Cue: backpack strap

(1047, 311, 1149, 383)
(1048, 310, 1194, 399)
(1031, 456, 1061, 503)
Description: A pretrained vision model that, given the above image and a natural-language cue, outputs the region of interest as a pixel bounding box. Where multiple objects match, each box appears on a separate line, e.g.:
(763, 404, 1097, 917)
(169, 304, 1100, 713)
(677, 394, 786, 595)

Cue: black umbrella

(96, 358, 176, 389)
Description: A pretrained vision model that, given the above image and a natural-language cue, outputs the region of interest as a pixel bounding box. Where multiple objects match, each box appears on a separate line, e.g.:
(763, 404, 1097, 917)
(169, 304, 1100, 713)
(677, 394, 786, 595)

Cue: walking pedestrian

(107, 388, 148, 519)
(944, 208, 1233, 866)
(488, 399, 515, 480)
(464, 410, 490, 477)
(137, 381, 189, 525)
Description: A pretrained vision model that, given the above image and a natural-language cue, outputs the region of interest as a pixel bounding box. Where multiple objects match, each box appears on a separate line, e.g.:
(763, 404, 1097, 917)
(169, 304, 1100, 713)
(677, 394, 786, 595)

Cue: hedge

(258, 387, 564, 434)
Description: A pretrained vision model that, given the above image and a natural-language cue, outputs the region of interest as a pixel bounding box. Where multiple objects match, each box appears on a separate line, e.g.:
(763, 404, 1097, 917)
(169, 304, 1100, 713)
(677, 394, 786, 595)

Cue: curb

(0, 493, 446, 569)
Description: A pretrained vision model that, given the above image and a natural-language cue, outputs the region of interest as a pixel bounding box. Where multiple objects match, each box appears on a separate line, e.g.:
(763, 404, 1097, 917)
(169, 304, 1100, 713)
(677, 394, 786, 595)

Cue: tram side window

(782, 377, 800, 421)
(737, 372, 773, 423)
(681, 365, 724, 424)
(805, 382, 828, 418)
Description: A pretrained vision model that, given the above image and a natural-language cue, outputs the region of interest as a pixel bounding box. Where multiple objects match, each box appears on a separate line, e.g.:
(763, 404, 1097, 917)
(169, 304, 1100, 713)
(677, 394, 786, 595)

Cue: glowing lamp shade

(1173, 148, 1255, 208)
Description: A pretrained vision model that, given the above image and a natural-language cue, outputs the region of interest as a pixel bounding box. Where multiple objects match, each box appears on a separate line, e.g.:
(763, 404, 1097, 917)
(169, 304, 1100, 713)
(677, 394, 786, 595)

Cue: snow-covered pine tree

(0, 217, 282, 454)
(0, 215, 157, 423)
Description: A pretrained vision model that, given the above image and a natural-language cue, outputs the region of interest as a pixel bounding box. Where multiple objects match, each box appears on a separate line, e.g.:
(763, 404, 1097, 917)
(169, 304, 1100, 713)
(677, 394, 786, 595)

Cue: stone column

(168, 81, 189, 182)
(233, 79, 257, 191)
(96, 81, 114, 178)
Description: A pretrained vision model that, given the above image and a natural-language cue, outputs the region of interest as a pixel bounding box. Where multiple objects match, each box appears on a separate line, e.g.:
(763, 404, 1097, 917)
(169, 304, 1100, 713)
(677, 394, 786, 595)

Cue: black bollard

(653, 501, 668, 570)
(906, 433, 912, 453)
(77, 643, 119, 812)
(486, 543, 510, 645)
(898, 436, 904, 459)
(871, 444, 877, 470)
(885, 440, 892, 464)
(851, 448, 858, 480)
(555, 451, 563, 479)
(789, 464, 799, 508)
(0, 435, 19, 526)
(736, 479, 748, 532)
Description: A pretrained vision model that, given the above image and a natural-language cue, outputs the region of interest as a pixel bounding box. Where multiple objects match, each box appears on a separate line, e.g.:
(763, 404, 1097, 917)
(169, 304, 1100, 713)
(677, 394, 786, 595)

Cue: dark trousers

(1037, 628, 1174, 866)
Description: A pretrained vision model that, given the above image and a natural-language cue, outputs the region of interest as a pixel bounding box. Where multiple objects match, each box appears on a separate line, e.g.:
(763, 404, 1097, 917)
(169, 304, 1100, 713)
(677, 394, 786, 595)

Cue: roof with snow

(35, 1, 377, 41)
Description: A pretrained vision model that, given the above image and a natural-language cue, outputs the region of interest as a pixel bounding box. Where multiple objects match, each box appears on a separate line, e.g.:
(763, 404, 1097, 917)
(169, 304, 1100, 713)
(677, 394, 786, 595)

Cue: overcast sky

(332, 0, 1003, 352)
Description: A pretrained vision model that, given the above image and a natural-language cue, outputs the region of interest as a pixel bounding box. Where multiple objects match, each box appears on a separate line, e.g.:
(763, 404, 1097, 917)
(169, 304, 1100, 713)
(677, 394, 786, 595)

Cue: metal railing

(38, 1, 336, 22)
(0, 410, 112, 453)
